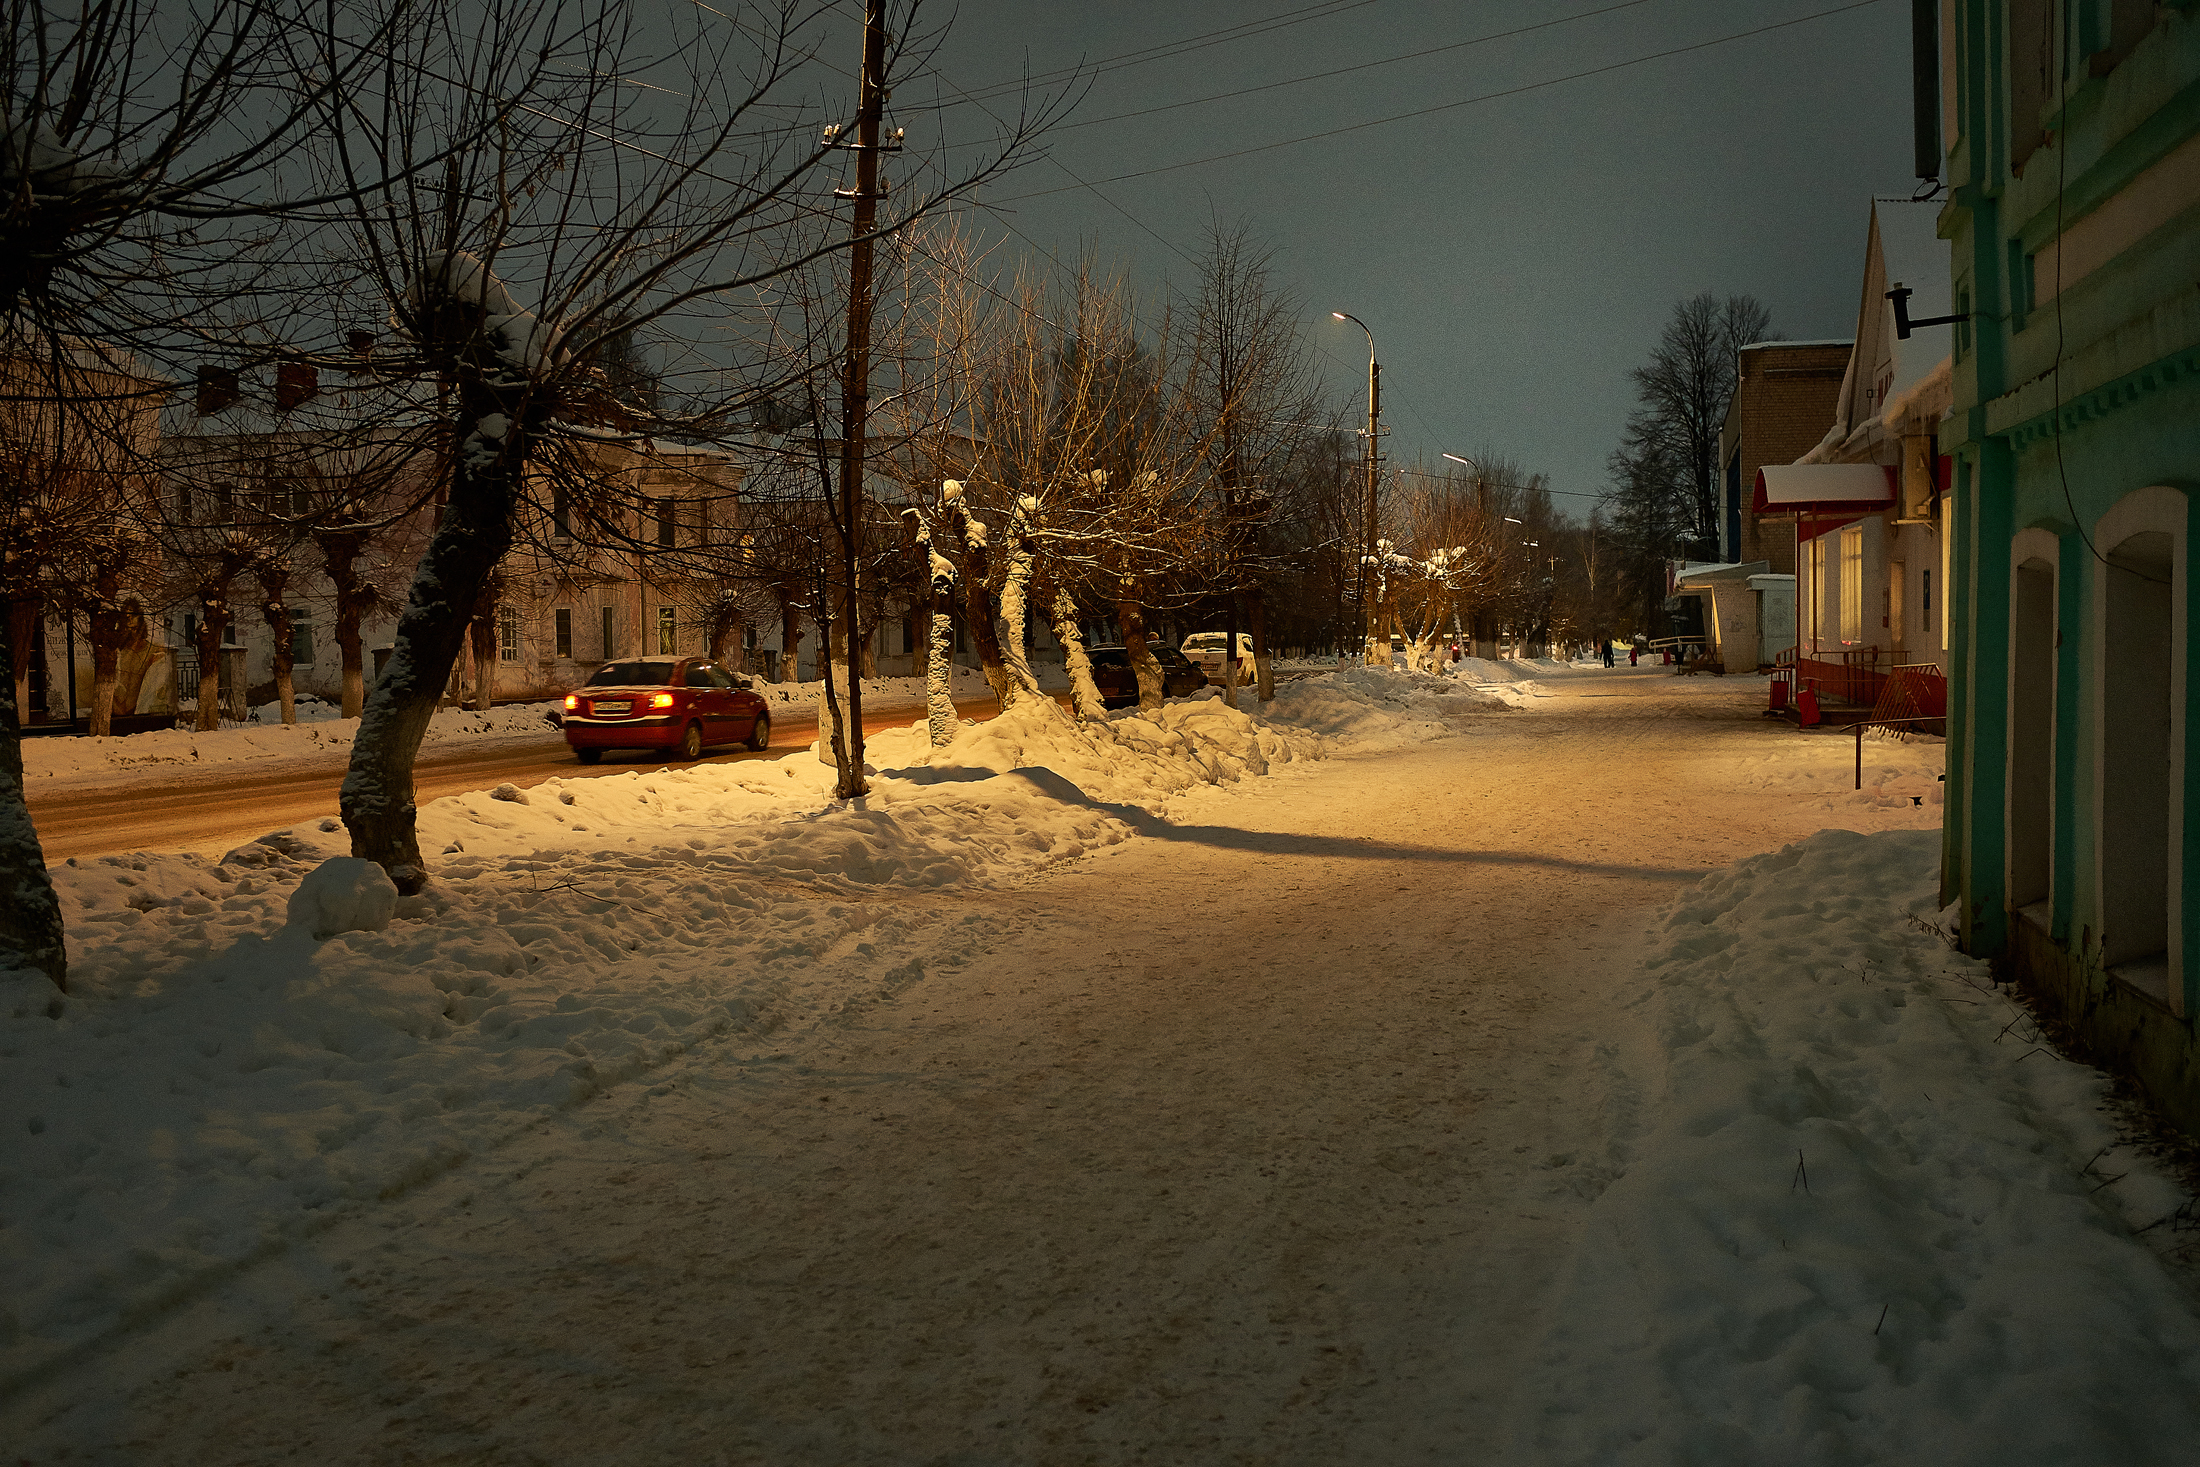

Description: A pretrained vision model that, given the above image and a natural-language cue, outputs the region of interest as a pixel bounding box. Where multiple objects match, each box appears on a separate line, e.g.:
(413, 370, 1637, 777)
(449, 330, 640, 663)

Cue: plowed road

(28, 696, 1010, 863)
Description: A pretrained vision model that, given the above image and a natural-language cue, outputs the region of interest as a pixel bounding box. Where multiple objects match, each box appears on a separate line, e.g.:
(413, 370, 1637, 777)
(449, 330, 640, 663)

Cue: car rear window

(1089, 648, 1129, 666)
(585, 660, 676, 687)
(1183, 635, 1225, 650)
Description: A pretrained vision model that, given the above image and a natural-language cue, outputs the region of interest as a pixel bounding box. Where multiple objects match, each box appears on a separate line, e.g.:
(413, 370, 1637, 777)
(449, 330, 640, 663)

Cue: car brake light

(648, 692, 675, 708)
(564, 694, 578, 710)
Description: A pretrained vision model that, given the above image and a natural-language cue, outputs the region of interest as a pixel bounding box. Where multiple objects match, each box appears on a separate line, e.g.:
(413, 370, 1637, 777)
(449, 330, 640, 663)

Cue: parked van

(1180, 631, 1257, 684)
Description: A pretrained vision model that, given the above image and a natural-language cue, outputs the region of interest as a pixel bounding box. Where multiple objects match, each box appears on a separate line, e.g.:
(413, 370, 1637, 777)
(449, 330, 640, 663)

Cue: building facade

(1759, 198, 1956, 717)
(1939, 1, 2200, 1125)
(1717, 340, 1855, 573)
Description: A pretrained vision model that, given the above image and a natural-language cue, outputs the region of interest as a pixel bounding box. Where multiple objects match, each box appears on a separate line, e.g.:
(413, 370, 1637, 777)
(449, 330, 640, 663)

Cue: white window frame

(1839, 523, 1864, 644)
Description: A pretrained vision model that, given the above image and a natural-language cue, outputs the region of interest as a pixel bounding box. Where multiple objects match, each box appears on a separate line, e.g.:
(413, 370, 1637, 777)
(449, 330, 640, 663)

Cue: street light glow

(1441, 453, 1475, 467)
(1331, 311, 1347, 320)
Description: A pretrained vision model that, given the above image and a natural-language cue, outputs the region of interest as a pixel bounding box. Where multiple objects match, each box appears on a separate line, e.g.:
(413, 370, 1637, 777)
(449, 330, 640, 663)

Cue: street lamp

(1333, 311, 1380, 664)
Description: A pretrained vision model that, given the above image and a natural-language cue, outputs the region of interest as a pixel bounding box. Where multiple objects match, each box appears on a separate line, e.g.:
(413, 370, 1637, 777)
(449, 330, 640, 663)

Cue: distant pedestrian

(1628, 642, 1640, 667)
(1601, 639, 1614, 667)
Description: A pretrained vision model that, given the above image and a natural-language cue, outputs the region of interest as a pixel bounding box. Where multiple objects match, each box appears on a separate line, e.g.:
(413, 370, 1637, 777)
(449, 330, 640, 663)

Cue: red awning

(1753, 463, 1896, 518)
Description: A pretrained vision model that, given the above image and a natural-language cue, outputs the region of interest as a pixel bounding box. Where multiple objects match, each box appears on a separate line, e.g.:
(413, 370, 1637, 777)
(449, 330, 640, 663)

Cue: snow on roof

(1754, 463, 1895, 515)
(1874, 199, 1952, 413)
(1739, 339, 1855, 351)
(1675, 559, 1771, 585)
(1877, 198, 1952, 317)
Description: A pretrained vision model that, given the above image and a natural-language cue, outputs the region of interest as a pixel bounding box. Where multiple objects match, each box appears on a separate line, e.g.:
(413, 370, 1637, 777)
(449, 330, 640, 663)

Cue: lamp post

(1333, 311, 1380, 664)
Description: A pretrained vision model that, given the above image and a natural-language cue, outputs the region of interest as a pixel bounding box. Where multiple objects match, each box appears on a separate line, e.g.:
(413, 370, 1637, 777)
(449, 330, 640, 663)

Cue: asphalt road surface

(29, 695, 1008, 864)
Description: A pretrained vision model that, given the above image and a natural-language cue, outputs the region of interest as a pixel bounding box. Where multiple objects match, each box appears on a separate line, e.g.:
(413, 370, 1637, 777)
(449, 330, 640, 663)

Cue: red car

(562, 658, 772, 764)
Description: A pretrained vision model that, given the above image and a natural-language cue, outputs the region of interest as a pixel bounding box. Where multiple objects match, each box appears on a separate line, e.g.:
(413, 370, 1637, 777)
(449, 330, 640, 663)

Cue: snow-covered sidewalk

(2, 671, 1496, 1396)
(1520, 828, 2200, 1462)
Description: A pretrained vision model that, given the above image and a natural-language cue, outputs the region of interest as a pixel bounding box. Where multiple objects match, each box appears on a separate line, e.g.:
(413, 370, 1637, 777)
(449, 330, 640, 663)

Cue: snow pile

(1703, 728, 1945, 831)
(284, 858, 398, 939)
(1258, 665, 1510, 747)
(1517, 828, 2200, 1463)
(1, 679, 1485, 1389)
(23, 703, 560, 787)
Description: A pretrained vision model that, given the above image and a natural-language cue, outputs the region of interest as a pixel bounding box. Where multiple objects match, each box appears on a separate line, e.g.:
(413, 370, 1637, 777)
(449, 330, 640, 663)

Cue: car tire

(675, 722, 703, 761)
(746, 711, 772, 752)
(574, 746, 603, 765)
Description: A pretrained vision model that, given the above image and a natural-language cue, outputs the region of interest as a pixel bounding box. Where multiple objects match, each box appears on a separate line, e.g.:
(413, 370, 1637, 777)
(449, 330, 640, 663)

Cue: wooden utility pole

(828, 0, 892, 798)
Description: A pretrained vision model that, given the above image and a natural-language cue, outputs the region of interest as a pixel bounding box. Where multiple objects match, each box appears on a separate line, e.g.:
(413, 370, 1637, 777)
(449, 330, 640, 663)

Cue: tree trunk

(1249, 583, 1274, 703)
(320, 533, 372, 718)
(817, 610, 850, 769)
(258, 572, 296, 726)
(958, 537, 1011, 705)
(468, 607, 497, 712)
(991, 498, 1045, 710)
(709, 606, 744, 666)
(87, 648, 117, 735)
(777, 590, 803, 684)
(85, 585, 131, 738)
(340, 406, 523, 894)
(269, 617, 296, 723)
(0, 611, 64, 991)
(9, 598, 36, 727)
(193, 610, 226, 733)
(1223, 596, 1241, 709)
(1117, 595, 1164, 715)
(925, 548, 957, 747)
(1052, 586, 1105, 721)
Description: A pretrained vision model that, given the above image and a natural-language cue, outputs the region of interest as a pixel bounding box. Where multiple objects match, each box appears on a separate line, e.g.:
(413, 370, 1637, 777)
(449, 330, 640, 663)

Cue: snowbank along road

(24, 695, 1018, 862)
(13, 665, 2189, 1464)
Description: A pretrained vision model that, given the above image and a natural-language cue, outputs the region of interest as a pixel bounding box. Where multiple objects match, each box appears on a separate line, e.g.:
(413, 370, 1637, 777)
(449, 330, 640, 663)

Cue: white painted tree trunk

(926, 549, 958, 747)
(1053, 587, 1105, 721)
(993, 497, 1045, 710)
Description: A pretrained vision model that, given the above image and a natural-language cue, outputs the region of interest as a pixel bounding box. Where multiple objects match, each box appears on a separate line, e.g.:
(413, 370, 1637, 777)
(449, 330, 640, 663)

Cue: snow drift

(1516, 828, 2200, 1464)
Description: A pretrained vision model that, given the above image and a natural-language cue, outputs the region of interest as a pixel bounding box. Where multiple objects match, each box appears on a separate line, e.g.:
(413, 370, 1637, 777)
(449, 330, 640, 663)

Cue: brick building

(1715, 340, 1854, 573)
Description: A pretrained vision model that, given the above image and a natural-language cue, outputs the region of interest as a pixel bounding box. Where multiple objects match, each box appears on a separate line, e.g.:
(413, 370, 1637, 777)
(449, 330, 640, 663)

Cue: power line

(987, 0, 1892, 204)
(1046, 0, 1661, 135)
(952, 0, 1387, 106)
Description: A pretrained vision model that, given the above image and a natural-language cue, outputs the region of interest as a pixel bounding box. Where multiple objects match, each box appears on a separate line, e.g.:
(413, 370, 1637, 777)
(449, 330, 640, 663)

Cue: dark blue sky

(895, 0, 1918, 515)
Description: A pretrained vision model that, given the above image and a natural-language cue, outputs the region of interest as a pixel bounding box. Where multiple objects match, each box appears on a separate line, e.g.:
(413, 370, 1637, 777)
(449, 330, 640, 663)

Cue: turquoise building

(1939, 2, 2200, 1123)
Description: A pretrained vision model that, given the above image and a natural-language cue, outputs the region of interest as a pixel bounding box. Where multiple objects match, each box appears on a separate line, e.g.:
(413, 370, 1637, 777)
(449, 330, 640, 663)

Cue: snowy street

(10, 666, 2199, 1464)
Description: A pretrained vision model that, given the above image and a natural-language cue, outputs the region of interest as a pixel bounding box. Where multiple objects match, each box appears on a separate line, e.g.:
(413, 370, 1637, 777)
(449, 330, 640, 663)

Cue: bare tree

(1613, 291, 1775, 564)
(309, 1, 1050, 889)
(0, 0, 437, 990)
(1172, 222, 1318, 704)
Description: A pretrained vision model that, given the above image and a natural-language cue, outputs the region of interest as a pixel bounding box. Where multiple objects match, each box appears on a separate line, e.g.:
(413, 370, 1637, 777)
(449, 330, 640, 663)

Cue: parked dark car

(561, 658, 772, 764)
(1086, 644, 1208, 709)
